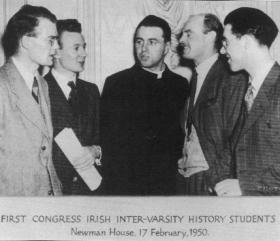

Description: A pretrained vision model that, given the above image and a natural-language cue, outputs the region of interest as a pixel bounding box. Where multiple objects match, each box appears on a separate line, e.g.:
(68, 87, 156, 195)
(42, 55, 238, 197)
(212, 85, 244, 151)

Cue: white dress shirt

(194, 53, 218, 103)
(51, 69, 76, 99)
(12, 57, 39, 92)
(248, 61, 275, 102)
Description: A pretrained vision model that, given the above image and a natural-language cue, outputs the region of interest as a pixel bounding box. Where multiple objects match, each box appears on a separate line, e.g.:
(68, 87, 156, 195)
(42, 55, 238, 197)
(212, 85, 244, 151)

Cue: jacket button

(48, 190, 54, 196)
(73, 176, 78, 182)
(41, 146, 46, 151)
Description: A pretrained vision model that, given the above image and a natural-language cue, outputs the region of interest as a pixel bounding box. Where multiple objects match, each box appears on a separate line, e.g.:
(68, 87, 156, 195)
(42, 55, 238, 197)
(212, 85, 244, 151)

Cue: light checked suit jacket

(0, 59, 62, 196)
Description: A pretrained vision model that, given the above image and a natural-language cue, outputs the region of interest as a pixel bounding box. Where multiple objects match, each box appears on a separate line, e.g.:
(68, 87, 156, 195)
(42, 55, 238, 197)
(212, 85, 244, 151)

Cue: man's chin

(229, 63, 241, 72)
(139, 61, 152, 68)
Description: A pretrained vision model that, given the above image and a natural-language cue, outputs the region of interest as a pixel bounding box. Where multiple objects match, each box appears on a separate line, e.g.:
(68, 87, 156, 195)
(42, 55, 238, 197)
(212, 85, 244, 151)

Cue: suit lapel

(47, 72, 75, 126)
(240, 63, 280, 136)
(5, 60, 49, 137)
(192, 59, 221, 120)
(37, 75, 53, 139)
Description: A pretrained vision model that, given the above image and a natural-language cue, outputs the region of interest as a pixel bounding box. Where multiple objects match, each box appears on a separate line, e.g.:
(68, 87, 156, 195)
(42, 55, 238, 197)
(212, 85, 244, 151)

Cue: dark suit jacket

(232, 62, 280, 195)
(184, 57, 247, 194)
(101, 64, 188, 195)
(45, 71, 100, 195)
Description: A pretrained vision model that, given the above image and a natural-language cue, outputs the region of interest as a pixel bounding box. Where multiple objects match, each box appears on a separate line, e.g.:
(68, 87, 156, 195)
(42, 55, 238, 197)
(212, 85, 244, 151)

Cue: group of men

(0, 4, 279, 196)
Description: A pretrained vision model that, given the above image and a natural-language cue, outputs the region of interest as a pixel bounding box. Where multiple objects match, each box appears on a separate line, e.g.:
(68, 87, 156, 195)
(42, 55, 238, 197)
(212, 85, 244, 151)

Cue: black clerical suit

(101, 64, 188, 195)
(45, 71, 100, 195)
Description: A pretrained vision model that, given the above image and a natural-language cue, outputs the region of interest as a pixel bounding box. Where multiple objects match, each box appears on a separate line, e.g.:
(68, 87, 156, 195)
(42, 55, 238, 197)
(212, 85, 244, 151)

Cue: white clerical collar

(12, 57, 39, 92)
(51, 69, 76, 99)
(249, 61, 275, 98)
(142, 64, 166, 79)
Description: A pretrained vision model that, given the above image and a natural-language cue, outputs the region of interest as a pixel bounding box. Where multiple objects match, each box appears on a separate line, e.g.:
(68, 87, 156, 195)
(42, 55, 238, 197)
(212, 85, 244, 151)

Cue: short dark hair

(224, 7, 278, 47)
(134, 15, 171, 42)
(56, 19, 82, 47)
(202, 13, 224, 51)
(1, 4, 57, 59)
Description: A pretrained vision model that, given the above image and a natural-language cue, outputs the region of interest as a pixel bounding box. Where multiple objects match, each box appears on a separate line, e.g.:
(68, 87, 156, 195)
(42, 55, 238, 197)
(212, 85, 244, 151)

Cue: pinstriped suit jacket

(232, 62, 280, 195)
(182, 57, 247, 194)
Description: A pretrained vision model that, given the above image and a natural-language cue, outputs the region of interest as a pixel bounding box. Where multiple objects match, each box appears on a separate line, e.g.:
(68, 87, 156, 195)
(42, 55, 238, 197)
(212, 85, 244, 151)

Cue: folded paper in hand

(54, 128, 102, 191)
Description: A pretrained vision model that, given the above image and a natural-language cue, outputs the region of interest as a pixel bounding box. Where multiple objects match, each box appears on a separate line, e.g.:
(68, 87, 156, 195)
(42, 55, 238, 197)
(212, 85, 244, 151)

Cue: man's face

(28, 17, 58, 66)
(134, 26, 169, 71)
(222, 24, 245, 72)
(179, 16, 208, 64)
(56, 31, 87, 73)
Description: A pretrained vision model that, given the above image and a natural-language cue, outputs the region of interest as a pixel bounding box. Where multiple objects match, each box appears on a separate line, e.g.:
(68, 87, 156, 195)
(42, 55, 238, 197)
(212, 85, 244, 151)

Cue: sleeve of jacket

(91, 84, 100, 145)
(207, 71, 247, 186)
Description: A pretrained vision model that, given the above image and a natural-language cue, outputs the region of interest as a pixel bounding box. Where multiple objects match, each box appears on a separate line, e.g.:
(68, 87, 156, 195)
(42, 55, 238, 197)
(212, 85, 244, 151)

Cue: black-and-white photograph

(0, 0, 280, 240)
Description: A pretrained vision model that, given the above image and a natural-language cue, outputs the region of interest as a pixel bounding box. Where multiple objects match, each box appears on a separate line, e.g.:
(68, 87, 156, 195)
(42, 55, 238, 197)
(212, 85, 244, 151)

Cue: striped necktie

(32, 77, 39, 103)
(244, 82, 255, 112)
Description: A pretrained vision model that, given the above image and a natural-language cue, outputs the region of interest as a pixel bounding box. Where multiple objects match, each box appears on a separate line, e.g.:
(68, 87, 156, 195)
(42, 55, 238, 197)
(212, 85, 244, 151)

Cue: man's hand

(178, 157, 187, 177)
(72, 145, 102, 170)
(85, 145, 102, 166)
(215, 179, 242, 196)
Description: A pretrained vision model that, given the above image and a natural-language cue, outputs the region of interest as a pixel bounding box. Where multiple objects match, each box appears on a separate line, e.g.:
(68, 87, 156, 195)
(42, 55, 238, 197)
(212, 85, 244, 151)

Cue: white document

(54, 128, 102, 191)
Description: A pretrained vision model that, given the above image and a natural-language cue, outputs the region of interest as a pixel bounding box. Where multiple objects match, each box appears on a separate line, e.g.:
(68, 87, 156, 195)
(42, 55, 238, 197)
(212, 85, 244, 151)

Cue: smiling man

(101, 15, 188, 195)
(44, 19, 101, 195)
(216, 7, 280, 196)
(177, 13, 247, 195)
(0, 5, 61, 196)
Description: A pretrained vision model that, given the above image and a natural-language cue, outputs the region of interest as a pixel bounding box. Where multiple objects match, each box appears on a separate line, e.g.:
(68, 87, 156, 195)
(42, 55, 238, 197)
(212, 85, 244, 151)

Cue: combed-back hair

(134, 15, 171, 43)
(1, 4, 57, 59)
(224, 7, 278, 47)
(56, 19, 82, 47)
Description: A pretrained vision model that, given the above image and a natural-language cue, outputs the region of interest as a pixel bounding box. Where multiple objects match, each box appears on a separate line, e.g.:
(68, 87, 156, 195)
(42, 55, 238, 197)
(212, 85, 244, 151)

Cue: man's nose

(141, 42, 149, 52)
(52, 39, 59, 51)
(179, 33, 186, 44)
(80, 48, 87, 57)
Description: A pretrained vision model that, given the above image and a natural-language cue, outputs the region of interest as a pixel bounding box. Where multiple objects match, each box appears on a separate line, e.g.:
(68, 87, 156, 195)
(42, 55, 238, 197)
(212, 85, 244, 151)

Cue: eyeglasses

(26, 34, 58, 47)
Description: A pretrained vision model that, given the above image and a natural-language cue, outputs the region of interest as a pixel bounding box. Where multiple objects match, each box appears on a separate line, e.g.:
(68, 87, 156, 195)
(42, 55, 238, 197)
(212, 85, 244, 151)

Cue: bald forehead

(183, 14, 205, 31)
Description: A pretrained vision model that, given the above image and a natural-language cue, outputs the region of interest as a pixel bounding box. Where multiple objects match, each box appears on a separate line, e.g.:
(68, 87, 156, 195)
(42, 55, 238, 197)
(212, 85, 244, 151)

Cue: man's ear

(164, 41, 171, 55)
(20, 35, 31, 50)
(206, 30, 216, 45)
(242, 34, 254, 50)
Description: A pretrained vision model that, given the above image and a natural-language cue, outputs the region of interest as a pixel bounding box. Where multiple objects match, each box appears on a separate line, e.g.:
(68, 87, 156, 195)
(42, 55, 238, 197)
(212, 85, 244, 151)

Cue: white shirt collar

(142, 64, 166, 79)
(196, 53, 218, 77)
(249, 61, 275, 98)
(194, 53, 218, 103)
(12, 57, 39, 92)
(51, 69, 76, 99)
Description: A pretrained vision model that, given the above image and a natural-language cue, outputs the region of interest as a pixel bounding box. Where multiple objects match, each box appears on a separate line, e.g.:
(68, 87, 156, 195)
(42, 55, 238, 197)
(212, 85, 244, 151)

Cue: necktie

(67, 81, 79, 113)
(244, 82, 254, 112)
(32, 77, 39, 103)
(186, 69, 198, 139)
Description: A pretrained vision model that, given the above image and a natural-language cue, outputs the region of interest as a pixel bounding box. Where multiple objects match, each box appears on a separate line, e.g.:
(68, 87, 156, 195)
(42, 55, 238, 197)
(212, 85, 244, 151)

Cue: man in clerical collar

(101, 15, 188, 195)
(216, 7, 280, 196)
(177, 13, 247, 195)
(0, 5, 61, 196)
(44, 19, 101, 195)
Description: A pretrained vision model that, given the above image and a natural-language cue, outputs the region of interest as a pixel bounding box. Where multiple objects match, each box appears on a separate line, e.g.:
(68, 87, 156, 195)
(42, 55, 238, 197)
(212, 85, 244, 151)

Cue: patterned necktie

(244, 82, 255, 112)
(67, 81, 79, 113)
(32, 77, 39, 103)
(186, 69, 198, 139)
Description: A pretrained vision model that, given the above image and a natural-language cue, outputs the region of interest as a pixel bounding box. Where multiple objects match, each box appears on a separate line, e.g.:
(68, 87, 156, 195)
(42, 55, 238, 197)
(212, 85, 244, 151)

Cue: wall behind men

(0, 0, 280, 92)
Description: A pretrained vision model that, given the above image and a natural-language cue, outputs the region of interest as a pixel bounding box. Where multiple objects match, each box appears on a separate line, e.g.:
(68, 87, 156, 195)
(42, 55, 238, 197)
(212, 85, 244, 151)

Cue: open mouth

(140, 55, 149, 61)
